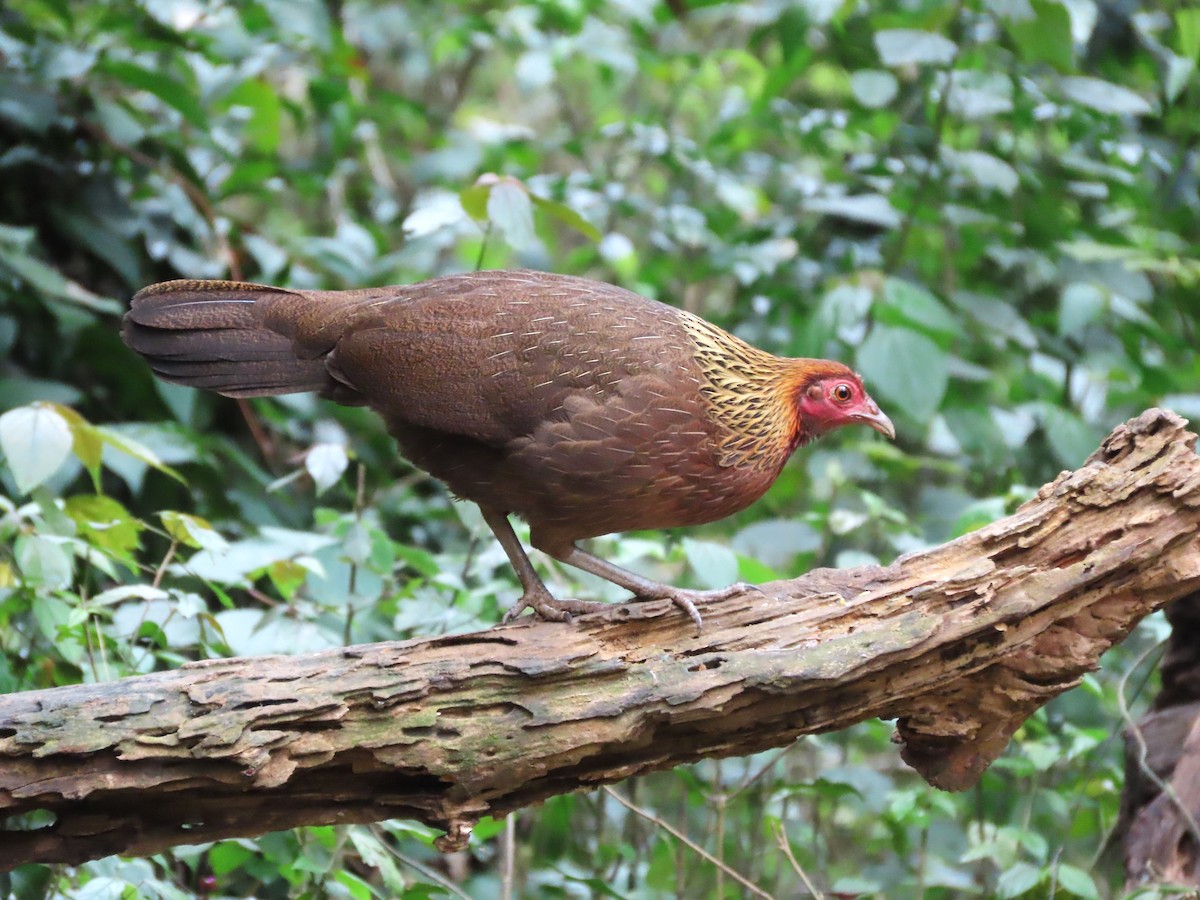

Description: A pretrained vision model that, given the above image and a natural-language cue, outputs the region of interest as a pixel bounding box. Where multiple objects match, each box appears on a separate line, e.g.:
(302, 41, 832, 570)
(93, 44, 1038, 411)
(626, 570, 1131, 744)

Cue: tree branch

(2, 409, 1199, 870)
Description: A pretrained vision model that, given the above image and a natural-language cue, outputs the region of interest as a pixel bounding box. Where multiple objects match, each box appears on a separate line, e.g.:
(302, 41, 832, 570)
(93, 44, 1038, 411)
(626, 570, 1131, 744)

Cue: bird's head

(793, 365, 895, 443)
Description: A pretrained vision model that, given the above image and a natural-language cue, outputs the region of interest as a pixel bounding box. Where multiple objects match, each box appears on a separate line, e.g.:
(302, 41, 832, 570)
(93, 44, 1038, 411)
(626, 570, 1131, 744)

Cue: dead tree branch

(2, 408, 1199, 870)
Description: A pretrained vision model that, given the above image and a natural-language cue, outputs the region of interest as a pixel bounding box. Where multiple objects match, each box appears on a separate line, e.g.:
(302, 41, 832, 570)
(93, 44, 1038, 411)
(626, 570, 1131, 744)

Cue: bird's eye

(832, 383, 853, 403)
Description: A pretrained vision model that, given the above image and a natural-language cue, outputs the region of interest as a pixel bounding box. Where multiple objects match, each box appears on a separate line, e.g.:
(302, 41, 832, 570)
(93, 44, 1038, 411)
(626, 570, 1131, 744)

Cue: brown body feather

(124, 269, 890, 628)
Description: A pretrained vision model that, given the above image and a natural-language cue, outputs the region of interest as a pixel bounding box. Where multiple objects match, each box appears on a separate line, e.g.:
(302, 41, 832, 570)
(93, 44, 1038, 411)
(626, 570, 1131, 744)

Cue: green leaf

(856, 326, 948, 424)
(1005, 0, 1073, 71)
(529, 194, 602, 241)
(1177, 8, 1200, 59)
(15, 534, 74, 590)
(224, 79, 282, 154)
(161, 511, 229, 552)
(879, 279, 961, 340)
(487, 178, 536, 250)
(1059, 283, 1106, 337)
(0, 243, 121, 314)
(459, 183, 490, 222)
(874, 29, 957, 66)
(807, 193, 901, 228)
(64, 495, 143, 557)
(0, 403, 73, 493)
(1056, 864, 1099, 899)
(1060, 77, 1154, 116)
(681, 538, 739, 589)
(305, 442, 349, 494)
(94, 425, 185, 484)
(48, 403, 104, 491)
(996, 862, 1046, 898)
(394, 543, 441, 578)
(1041, 406, 1100, 467)
(99, 60, 208, 129)
(850, 69, 898, 108)
(268, 559, 308, 601)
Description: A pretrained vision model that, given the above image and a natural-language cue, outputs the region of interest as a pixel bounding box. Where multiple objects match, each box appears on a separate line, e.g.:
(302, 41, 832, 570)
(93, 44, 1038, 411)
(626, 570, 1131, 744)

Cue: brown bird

(123, 269, 894, 630)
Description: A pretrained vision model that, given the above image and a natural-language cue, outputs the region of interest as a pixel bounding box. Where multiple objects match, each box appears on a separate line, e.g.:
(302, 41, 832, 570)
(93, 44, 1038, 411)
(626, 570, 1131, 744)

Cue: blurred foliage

(1, 0, 1198, 896)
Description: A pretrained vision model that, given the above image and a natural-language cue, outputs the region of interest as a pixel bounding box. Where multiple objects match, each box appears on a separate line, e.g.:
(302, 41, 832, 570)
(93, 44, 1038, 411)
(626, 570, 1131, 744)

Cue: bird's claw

(638, 582, 759, 635)
(502, 592, 609, 624)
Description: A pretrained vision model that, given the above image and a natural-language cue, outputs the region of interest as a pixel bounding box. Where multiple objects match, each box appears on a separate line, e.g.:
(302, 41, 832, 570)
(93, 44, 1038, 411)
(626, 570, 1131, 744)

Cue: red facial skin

(796, 375, 895, 441)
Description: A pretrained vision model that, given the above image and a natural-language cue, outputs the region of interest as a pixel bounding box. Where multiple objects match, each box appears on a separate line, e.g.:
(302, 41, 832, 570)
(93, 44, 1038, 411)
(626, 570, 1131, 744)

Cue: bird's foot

(501, 590, 609, 624)
(637, 582, 760, 634)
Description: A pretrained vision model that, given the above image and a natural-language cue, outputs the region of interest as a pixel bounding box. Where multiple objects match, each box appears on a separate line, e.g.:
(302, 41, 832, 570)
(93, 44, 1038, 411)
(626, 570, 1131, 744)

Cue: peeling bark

(2, 408, 1199, 870)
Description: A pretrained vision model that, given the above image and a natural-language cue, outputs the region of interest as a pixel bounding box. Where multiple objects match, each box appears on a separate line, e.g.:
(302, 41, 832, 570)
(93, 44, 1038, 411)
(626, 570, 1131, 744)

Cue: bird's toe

(502, 592, 607, 624)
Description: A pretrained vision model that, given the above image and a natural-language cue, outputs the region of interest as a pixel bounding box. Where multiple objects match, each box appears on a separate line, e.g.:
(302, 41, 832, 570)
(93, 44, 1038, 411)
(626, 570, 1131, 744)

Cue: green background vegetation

(1, 0, 1198, 896)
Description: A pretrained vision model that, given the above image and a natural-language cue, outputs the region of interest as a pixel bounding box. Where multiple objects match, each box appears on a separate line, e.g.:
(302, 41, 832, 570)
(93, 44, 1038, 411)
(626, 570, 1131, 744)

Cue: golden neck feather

(678, 312, 810, 470)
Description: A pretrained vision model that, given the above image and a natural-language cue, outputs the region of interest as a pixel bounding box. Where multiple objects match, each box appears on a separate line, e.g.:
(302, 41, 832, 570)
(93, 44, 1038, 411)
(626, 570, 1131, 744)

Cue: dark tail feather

(122, 280, 333, 398)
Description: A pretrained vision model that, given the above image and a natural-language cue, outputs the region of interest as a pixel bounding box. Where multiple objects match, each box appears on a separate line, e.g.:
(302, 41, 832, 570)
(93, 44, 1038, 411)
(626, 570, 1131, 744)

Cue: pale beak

(854, 404, 896, 440)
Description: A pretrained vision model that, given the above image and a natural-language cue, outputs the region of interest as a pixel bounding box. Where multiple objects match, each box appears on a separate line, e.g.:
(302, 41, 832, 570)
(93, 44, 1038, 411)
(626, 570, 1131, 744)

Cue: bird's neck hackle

(678, 311, 814, 469)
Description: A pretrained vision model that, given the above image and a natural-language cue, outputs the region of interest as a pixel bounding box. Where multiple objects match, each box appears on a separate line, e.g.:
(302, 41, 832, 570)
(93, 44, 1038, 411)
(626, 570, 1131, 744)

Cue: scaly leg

(542, 542, 755, 634)
(478, 506, 608, 623)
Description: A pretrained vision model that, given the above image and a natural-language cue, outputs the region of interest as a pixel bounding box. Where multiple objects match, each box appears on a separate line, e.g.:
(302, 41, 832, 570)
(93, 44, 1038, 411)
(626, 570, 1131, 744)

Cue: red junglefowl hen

(123, 269, 894, 630)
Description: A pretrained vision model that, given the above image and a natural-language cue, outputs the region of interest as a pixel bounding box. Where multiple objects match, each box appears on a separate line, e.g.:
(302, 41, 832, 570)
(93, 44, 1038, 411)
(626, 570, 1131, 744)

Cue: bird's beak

(854, 404, 896, 440)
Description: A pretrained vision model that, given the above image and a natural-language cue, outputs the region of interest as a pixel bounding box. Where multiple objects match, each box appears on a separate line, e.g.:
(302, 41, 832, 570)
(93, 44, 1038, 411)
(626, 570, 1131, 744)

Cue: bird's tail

(122, 280, 336, 398)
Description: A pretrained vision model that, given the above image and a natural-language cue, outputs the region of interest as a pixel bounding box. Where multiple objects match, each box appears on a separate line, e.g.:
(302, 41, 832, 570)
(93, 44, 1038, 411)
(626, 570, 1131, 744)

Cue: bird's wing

(310, 271, 699, 448)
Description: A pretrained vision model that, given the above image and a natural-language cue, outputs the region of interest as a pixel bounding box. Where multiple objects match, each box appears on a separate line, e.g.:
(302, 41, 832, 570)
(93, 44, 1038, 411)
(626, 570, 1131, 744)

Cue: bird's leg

(541, 542, 755, 633)
(478, 506, 609, 623)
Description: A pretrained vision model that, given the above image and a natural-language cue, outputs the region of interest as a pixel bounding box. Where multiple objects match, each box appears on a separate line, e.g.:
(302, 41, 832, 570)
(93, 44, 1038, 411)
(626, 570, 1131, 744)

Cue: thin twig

(389, 848, 472, 900)
(151, 540, 178, 590)
(603, 786, 774, 900)
(501, 814, 516, 900)
(771, 821, 824, 899)
(236, 399, 277, 470)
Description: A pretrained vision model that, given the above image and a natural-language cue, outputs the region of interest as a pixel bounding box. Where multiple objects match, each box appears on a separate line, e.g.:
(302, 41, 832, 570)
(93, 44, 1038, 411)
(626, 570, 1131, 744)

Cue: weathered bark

(1120, 592, 1200, 888)
(2, 408, 1199, 871)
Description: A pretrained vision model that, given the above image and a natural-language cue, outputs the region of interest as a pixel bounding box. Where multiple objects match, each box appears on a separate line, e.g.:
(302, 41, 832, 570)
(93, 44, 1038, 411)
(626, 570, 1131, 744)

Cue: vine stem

(603, 786, 774, 900)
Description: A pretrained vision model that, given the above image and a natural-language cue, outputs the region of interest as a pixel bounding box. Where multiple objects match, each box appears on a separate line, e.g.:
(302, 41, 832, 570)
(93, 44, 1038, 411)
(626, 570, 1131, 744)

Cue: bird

(122, 269, 895, 631)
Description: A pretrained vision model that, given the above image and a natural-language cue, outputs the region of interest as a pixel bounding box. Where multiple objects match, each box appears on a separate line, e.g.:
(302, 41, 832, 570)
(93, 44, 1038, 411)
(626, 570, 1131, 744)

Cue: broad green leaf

(1005, 0, 1073, 70)
(224, 79, 282, 154)
(99, 60, 207, 129)
(305, 442, 349, 493)
(1164, 53, 1195, 104)
(394, 543, 441, 578)
(1041, 406, 1101, 467)
(879, 279, 961, 340)
(160, 511, 229, 552)
(856, 325, 948, 424)
(1056, 865, 1100, 900)
(943, 149, 1019, 196)
(0, 403, 73, 493)
(64, 494, 143, 556)
(530, 194, 602, 241)
(48, 403, 104, 490)
(807, 193, 901, 228)
(850, 69, 898, 108)
(1177, 8, 1200, 59)
(459, 182, 490, 222)
(1059, 283, 1106, 336)
(487, 179, 536, 250)
(91, 584, 170, 606)
(15, 534, 73, 590)
(874, 29, 957, 66)
(0, 243, 121, 313)
(681, 538, 739, 589)
(94, 425, 185, 484)
(268, 559, 308, 601)
(996, 862, 1046, 898)
(732, 519, 821, 570)
(1060, 76, 1153, 116)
